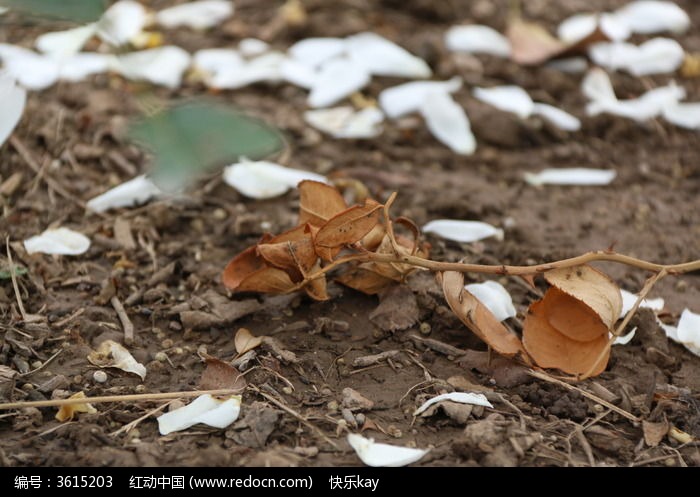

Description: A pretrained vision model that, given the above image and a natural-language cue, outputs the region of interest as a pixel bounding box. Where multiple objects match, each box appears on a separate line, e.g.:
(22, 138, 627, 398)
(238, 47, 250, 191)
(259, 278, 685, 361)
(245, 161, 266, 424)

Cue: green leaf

(128, 101, 284, 192)
(0, 0, 109, 23)
(0, 265, 27, 280)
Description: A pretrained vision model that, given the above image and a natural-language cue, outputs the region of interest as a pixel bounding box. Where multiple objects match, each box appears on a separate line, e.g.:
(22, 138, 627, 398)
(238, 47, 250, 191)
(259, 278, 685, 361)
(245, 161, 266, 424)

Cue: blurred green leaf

(0, 265, 27, 279)
(0, 0, 108, 23)
(128, 101, 284, 192)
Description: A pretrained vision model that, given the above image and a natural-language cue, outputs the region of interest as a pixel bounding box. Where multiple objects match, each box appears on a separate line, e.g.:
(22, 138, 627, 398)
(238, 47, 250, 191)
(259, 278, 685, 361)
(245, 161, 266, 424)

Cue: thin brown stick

(5, 237, 28, 322)
(110, 296, 134, 345)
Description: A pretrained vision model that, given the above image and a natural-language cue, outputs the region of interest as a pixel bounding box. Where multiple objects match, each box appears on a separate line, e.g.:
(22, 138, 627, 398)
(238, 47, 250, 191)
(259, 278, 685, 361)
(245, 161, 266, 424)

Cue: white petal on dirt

(90, 340, 147, 380)
(524, 168, 616, 186)
(444, 25, 511, 57)
(97, 0, 148, 46)
(158, 394, 242, 435)
(662, 102, 700, 130)
(35, 24, 98, 58)
(546, 57, 588, 74)
(473, 85, 534, 119)
(659, 309, 700, 357)
(0, 44, 59, 90)
(413, 392, 493, 416)
(0, 71, 26, 147)
(379, 77, 462, 119)
(532, 103, 581, 131)
(239, 38, 270, 58)
(86, 175, 162, 213)
(0, 7, 7, 15)
(304, 106, 384, 139)
(590, 38, 685, 76)
(347, 433, 429, 467)
(581, 67, 617, 103)
(59, 53, 115, 81)
(308, 57, 371, 108)
(346, 32, 431, 79)
(193, 48, 243, 75)
(557, 13, 630, 44)
(613, 328, 636, 345)
(113, 46, 191, 88)
(288, 37, 346, 68)
(419, 91, 475, 154)
(223, 160, 327, 199)
(280, 58, 318, 89)
(208, 51, 285, 89)
(156, 0, 233, 29)
(614, 1, 690, 35)
(464, 281, 516, 322)
(422, 219, 503, 243)
(23, 227, 91, 255)
(620, 289, 665, 318)
(588, 82, 685, 122)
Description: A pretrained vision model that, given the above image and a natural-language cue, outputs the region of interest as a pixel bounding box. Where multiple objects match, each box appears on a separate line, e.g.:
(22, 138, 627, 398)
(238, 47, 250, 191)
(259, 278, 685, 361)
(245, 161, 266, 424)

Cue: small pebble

(21, 383, 34, 391)
(212, 208, 228, 220)
(161, 339, 174, 349)
(93, 370, 108, 383)
(355, 413, 366, 426)
(72, 375, 83, 384)
(154, 352, 168, 362)
(419, 322, 431, 335)
(327, 400, 339, 412)
(30, 360, 42, 370)
(135, 384, 146, 393)
(282, 386, 293, 395)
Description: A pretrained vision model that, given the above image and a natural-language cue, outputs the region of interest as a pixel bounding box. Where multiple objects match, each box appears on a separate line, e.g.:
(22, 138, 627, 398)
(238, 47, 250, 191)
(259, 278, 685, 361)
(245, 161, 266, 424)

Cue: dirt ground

(1, 0, 699, 467)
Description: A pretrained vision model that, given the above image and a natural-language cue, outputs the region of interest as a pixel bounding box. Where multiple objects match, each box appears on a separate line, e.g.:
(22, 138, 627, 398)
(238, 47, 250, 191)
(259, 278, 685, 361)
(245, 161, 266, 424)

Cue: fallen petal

(193, 48, 244, 79)
(55, 392, 97, 422)
(413, 392, 493, 416)
(0, 71, 26, 147)
(0, 44, 59, 90)
(658, 309, 700, 357)
(158, 394, 242, 435)
(156, 0, 234, 29)
(464, 281, 516, 322)
(114, 46, 191, 88)
(532, 102, 581, 131)
(97, 0, 148, 46)
(24, 227, 91, 255)
(379, 77, 462, 119)
(473, 85, 534, 118)
(619, 289, 665, 318)
(304, 106, 384, 138)
(347, 433, 428, 467)
(223, 159, 327, 199)
(59, 53, 115, 81)
(280, 58, 318, 89)
(419, 91, 475, 154)
(662, 102, 700, 130)
(208, 51, 285, 89)
(422, 219, 503, 243)
(613, 328, 636, 345)
(558, 13, 630, 44)
(288, 37, 346, 68)
(590, 38, 684, 76)
(546, 57, 588, 73)
(581, 67, 617, 103)
(88, 340, 147, 380)
(239, 38, 270, 58)
(86, 175, 162, 212)
(614, 1, 690, 35)
(587, 81, 684, 121)
(346, 32, 431, 78)
(524, 168, 616, 186)
(308, 57, 371, 108)
(445, 25, 511, 57)
(35, 24, 98, 58)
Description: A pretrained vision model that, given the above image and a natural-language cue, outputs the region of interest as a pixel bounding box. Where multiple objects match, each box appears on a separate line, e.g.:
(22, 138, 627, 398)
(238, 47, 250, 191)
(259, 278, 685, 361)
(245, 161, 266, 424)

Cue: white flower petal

(558, 13, 631, 44)
(473, 85, 534, 119)
(524, 168, 616, 186)
(422, 219, 503, 243)
(223, 160, 327, 199)
(464, 281, 516, 322)
(413, 392, 493, 416)
(207, 51, 285, 89)
(0, 44, 59, 90)
(0, 7, 7, 15)
(379, 77, 462, 119)
(0, 71, 26, 147)
(581, 67, 617, 103)
(445, 25, 511, 57)
(304, 106, 384, 139)
(347, 433, 428, 467)
(156, 0, 233, 30)
(193, 48, 244, 75)
(288, 37, 346, 68)
(239, 38, 270, 58)
(590, 38, 684, 76)
(600, 13, 634, 41)
(35, 24, 98, 58)
(546, 57, 588, 74)
(59, 53, 115, 81)
(532, 102, 581, 131)
(613, 327, 636, 345)
(90, 340, 147, 380)
(86, 175, 162, 213)
(158, 394, 242, 435)
(24, 227, 91, 255)
(662, 102, 700, 130)
(419, 91, 475, 154)
(308, 57, 370, 108)
(619, 289, 665, 318)
(659, 310, 700, 357)
(614, 1, 690, 35)
(114, 46, 191, 88)
(346, 32, 431, 79)
(280, 58, 318, 89)
(97, 0, 148, 46)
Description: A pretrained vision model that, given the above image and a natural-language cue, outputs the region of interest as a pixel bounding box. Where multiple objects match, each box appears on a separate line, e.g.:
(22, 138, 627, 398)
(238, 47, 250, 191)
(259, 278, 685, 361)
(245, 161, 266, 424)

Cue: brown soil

(1, 0, 699, 467)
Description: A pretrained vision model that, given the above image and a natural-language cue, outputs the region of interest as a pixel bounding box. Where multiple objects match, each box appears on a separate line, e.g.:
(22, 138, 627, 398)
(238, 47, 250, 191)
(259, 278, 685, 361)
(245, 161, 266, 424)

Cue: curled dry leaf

(55, 392, 97, 422)
(234, 328, 263, 355)
(335, 265, 396, 295)
(222, 244, 296, 295)
(257, 224, 317, 280)
(87, 340, 147, 380)
(199, 354, 247, 392)
(298, 180, 347, 228)
(314, 199, 382, 261)
(440, 271, 525, 358)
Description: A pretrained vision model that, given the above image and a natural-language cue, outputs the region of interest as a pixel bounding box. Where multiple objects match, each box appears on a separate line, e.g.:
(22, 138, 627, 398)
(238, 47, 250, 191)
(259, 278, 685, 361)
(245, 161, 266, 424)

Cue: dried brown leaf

(522, 298, 610, 376)
(235, 327, 263, 355)
(199, 354, 247, 391)
(541, 287, 608, 342)
(236, 266, 296, 294)
(642, 419, 669, 447)
(335, 265, 396, 295)
(303, 261, 329, 301)
(222, 244, 268, 291)
(55, 392, 97, 422)
(314, 199, 383, 261)
(360, 222, 386, 251)
(257, 224, 317, 281)
(440, 271, 525, 358)
(544, 264, 622, 330)
(298, 180, 347, 228)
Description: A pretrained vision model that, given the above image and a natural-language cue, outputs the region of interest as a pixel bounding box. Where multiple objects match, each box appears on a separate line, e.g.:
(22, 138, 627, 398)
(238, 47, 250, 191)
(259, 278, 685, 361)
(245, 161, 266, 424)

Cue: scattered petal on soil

(413, 392, 493, 416)
(347, 433, 428, 467)
(445, 25, 511, 57)
(422, 219, 503, 243)
(223, 159, 327, 199)
(55, 392, 97, 422)
(156, 1, 234, 30)
(86, 175, 163, 213)
(157, 394, 242, 435)
(464, 281, 516, 322)
(87, 340, 147, 380)
(524, 168, 616, 186)
(23, 227, 91, 255)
